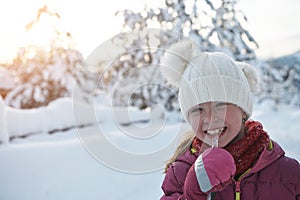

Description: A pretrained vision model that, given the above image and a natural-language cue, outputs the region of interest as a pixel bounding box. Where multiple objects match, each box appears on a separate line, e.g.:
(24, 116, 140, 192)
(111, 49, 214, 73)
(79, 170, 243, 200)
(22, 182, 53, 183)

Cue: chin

(218, 138, 231, 148)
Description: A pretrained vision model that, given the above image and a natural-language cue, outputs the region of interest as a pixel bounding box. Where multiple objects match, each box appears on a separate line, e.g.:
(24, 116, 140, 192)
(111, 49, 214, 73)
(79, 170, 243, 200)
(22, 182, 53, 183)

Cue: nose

(203, 109, 218, 124)
(203, 108, 226, 130)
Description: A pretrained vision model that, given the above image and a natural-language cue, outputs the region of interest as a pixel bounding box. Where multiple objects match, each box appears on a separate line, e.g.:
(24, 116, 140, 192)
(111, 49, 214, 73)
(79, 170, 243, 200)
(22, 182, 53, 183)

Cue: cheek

(190, 118, 204, 138)
(225, 110, 243, 131)
(190, 117, 200, 132)
(219, 110, 243, 146)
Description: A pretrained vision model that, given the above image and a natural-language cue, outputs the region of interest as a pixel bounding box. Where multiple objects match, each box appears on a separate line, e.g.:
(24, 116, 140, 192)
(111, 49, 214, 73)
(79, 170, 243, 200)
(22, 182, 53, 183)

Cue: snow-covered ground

(0, 97, 299, 200)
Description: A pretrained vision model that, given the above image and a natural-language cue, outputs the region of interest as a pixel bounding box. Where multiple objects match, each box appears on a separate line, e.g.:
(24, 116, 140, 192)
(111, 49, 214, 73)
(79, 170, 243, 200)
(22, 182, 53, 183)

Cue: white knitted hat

(160, 40, 260, 121)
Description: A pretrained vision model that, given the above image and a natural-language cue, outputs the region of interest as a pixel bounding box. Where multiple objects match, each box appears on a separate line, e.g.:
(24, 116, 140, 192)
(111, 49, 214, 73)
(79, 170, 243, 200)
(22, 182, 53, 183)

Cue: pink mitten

(193, 148, 236, 193)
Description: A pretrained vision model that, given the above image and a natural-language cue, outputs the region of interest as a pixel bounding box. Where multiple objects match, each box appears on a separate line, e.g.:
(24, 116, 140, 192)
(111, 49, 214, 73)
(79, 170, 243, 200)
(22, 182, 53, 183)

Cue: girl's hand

(196, 148, 236, 192)
(184, 148, 236, 198)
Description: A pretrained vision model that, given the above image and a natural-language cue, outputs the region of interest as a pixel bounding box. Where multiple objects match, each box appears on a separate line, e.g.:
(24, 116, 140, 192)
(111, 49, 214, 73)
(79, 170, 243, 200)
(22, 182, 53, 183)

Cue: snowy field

(0, 97, 299, 200)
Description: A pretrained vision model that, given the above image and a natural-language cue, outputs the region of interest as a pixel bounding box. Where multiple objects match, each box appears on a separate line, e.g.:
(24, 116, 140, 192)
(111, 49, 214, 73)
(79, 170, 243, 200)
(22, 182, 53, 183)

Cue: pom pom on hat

(238, 62, 261, 94)
(160, 40, 196, 87)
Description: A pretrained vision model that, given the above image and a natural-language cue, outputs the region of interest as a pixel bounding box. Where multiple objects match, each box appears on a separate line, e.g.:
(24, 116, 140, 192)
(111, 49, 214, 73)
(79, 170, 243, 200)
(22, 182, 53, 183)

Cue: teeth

(207, 128, 224, 135)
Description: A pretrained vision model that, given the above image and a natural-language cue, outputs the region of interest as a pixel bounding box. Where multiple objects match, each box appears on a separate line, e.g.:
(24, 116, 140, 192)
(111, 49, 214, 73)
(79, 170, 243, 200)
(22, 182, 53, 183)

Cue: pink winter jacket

(160, 141, 300, 200)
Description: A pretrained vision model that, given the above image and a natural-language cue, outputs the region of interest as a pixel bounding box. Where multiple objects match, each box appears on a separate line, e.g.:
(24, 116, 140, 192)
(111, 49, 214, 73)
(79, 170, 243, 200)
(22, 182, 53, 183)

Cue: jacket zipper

(235, 181, 241, 200)
(235, 168, 251, 200)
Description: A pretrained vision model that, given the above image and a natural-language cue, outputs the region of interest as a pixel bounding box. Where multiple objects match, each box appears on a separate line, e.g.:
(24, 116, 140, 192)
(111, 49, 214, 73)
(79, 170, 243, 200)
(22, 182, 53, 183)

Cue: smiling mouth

(205, 127, 226, 135)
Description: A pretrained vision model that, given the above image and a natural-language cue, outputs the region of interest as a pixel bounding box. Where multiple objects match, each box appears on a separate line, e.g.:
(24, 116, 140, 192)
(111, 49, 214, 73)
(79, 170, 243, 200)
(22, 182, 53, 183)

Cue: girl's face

(188, 101, 244, 147)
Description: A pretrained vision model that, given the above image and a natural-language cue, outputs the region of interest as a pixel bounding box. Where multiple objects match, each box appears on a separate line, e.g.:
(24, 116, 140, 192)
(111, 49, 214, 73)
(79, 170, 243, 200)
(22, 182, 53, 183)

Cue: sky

(0, 0, 300, 63)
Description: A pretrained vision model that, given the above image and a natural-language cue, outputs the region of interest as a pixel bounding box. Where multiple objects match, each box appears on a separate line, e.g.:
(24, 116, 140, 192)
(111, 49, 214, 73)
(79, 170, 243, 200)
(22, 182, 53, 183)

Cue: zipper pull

(235, 181, 241, 200)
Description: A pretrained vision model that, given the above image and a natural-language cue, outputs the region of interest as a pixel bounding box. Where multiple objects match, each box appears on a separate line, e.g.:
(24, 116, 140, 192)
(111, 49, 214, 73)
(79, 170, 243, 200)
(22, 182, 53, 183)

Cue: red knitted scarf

(191, 120, 270, 176)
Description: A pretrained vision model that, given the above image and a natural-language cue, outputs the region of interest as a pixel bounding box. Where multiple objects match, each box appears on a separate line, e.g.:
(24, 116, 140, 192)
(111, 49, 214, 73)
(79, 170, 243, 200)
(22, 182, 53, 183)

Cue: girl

(159, 41, 300, 200)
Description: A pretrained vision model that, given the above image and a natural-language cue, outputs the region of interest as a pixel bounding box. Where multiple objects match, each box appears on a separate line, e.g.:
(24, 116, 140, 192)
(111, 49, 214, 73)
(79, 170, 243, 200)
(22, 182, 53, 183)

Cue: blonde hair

(164, 131, 195, 173)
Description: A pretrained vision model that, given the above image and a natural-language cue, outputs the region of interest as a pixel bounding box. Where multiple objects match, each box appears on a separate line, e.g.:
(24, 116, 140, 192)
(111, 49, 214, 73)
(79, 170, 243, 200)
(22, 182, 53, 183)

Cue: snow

(0, 95, 299, 200)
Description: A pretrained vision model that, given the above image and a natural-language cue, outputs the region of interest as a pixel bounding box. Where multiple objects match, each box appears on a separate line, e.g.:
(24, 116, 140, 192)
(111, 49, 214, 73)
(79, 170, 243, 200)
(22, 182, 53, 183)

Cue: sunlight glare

(0, 0, 56, 64)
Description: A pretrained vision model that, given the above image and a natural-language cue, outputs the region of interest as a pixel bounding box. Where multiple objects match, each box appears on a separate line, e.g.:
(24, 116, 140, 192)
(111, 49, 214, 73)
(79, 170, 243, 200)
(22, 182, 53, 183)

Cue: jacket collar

(176, 147, 198, 165)
(251, 140, 285, 173)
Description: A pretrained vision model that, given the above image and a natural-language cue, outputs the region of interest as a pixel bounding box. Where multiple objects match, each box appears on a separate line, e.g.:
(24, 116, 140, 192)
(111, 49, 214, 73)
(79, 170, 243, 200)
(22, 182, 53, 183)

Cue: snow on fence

(0, 95, 8, 143)
(4, 98, 96, 141)
(0, 97, 158, 143)
(0, 97, 95, 143)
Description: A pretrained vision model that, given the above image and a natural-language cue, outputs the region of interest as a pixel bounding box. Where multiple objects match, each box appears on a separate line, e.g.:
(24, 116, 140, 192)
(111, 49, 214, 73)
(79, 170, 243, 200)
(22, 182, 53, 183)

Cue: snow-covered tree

(99, 0, 258, 110)
(0, 67, 16, 98)
(4, 5, 88, 108)
(5, 46, 84, 108)
(257, 52, 300, 108)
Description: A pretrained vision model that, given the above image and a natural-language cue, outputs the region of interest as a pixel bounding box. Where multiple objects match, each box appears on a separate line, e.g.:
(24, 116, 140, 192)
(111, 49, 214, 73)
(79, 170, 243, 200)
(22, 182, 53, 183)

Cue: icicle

(211, 134, 219, 148)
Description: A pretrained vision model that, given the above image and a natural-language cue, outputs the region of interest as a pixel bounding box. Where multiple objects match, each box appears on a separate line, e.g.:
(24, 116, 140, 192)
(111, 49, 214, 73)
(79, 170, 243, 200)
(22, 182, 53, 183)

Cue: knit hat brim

(179, 76, 253, 121)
